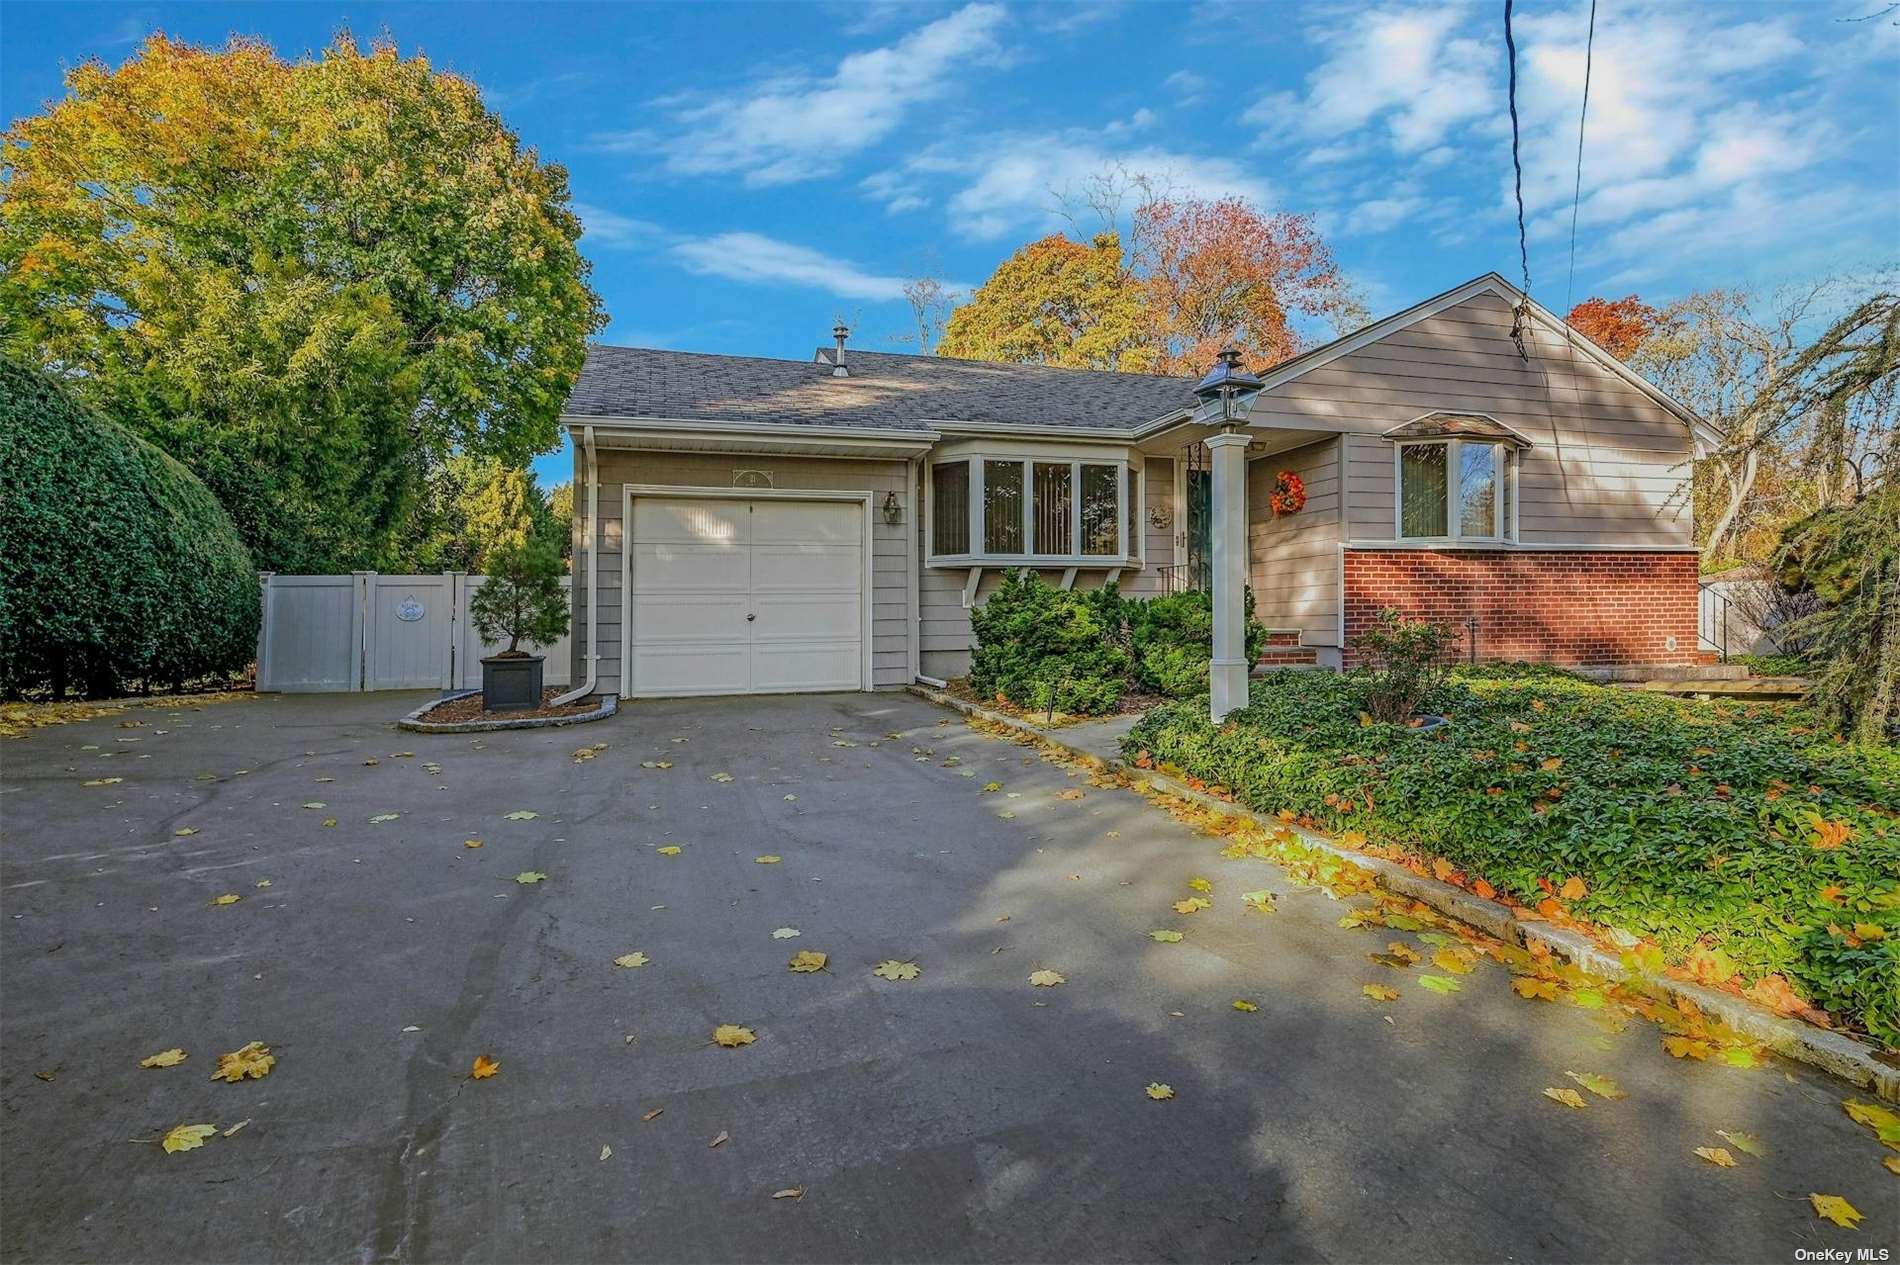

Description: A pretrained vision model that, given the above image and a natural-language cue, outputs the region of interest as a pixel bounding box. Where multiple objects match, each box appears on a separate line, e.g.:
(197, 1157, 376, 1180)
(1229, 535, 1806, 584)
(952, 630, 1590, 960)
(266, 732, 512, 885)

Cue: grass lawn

(1125, 665, 1900, 1047)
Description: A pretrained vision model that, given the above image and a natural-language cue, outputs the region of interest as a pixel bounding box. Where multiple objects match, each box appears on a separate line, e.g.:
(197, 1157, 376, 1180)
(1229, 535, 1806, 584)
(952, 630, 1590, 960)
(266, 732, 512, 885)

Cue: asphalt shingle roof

(564, 344, 1197, 432)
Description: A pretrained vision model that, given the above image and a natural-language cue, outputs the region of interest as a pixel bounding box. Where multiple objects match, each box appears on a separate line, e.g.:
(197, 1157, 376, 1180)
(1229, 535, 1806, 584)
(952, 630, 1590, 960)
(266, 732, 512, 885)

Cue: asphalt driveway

(0, 690, 1892, 1264)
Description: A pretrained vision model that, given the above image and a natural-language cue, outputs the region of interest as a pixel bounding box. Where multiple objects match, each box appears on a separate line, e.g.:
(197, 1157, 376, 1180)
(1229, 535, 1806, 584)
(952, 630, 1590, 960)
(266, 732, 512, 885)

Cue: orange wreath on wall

(1269, 470, 1307, 516)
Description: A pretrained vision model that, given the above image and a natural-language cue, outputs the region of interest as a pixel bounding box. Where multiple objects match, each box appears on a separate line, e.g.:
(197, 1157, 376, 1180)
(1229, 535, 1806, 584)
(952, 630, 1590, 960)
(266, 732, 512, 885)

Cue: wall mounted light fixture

(881, 490, 903, 526)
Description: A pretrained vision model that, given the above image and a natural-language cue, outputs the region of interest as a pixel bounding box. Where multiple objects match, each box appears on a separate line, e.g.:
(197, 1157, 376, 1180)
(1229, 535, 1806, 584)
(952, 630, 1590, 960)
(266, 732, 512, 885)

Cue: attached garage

(625, 491, 872, 697)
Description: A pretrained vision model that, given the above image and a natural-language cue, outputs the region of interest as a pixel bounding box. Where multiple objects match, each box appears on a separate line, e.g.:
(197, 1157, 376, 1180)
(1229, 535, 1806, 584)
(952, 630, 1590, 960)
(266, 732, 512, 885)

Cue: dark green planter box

(481, 655, 544, 711)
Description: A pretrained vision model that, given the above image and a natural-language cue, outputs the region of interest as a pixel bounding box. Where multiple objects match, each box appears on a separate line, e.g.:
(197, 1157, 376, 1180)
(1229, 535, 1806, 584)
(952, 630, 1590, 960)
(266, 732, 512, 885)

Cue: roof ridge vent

(831, 322, 850, 377)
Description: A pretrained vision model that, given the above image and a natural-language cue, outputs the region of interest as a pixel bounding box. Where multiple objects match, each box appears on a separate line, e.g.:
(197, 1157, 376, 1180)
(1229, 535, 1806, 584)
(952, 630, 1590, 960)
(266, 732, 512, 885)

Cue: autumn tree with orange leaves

(940, 177, 1363, 376)
(1565, 295, 1660, 359)
(1133, 196, 1361, 375)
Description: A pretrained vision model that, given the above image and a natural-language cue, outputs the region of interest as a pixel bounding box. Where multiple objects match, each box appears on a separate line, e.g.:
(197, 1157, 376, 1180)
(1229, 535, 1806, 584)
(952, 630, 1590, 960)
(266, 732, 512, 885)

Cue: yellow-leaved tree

(1, 32, 604, 572)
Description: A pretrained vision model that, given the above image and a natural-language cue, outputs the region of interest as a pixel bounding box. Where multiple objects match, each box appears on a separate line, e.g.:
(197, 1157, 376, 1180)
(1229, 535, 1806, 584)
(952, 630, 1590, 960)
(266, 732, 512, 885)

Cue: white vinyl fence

(256, 572, 572, 693)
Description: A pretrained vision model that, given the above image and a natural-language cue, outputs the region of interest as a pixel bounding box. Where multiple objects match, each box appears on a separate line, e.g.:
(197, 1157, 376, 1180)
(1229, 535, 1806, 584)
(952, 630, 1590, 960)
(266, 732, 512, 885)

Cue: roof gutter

(550, 425, 601, 707)
(563, 414, 939, 445)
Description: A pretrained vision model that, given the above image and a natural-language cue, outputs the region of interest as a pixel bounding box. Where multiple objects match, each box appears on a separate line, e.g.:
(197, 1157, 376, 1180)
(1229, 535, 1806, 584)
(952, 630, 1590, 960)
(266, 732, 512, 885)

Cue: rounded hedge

(0, 358, 259, 697)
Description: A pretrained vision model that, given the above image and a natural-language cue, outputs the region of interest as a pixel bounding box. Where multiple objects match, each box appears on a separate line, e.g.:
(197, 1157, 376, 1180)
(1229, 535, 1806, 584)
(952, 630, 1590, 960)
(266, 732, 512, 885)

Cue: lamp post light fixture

(1190, 346, 1264, 721)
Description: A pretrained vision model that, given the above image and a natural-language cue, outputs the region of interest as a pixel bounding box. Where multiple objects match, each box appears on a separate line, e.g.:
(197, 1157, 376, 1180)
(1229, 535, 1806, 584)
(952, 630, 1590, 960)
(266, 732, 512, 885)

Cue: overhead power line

(1504, 0, 1532, 358)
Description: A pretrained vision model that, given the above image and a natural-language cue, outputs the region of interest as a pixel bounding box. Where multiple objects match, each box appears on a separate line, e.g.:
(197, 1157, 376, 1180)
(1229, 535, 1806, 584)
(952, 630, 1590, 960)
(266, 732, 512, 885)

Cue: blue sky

(6, 1, 1897, 485)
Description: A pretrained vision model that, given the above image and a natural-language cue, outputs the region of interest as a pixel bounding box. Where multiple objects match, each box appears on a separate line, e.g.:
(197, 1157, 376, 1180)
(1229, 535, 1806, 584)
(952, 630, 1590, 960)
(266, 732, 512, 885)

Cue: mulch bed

(422, 688, 598, 724)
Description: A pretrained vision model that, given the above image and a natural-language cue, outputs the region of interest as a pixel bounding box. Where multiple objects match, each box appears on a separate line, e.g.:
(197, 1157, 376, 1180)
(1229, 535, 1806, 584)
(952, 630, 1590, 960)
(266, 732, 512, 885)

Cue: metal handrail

(1697, 584, 1732, 663)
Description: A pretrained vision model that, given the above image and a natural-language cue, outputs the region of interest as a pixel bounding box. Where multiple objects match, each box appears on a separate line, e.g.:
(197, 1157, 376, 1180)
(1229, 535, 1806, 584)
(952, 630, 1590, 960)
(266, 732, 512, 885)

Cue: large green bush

(970, 570, 1128, 715)
(0, 359, 259, 697)
(1125, 668, 1900, 1045)
(1125, 588, 1268, 698)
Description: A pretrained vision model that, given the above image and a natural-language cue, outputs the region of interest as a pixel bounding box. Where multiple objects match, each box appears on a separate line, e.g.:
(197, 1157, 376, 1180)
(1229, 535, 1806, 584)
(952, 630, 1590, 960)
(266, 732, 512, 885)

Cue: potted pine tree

(469, 540, 571, 710)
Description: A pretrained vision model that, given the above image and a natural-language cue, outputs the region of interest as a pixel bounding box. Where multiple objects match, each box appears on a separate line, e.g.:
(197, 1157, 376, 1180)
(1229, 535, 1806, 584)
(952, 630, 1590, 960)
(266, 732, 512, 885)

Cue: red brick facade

(1342, 548, 1699, 668)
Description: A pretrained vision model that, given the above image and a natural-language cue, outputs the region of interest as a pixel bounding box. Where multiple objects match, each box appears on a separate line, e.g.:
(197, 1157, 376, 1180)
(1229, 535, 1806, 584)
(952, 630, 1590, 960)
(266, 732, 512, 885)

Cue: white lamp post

(1190, 347, 1263, 721)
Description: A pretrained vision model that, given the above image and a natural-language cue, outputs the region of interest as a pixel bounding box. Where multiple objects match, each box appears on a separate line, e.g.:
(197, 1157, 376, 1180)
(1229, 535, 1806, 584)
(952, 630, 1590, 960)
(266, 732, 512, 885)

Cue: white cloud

(1339, 192, 1427, 237)
(609, 3, 1006, 187)
(572, 203, 668, 249)
(1163, 69, 1209, 104)
(1246, 8, 1491, 153)
(1254, 3, 1856, 280)
(899, 128, 1273, 241)
(1103, 108, 1158, 135)
(671, 232, 913, 301)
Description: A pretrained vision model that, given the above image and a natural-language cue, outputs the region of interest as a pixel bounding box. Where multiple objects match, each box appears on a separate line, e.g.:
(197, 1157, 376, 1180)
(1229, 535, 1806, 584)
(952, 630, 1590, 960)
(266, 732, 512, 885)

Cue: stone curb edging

(397, 691, 619, 734)
(907, 684, 1900, 1101)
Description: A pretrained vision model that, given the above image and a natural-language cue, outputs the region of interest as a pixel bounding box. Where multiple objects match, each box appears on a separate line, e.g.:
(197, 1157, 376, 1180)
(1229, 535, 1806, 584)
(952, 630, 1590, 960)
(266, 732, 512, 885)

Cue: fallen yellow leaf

(1512, 977, 1561, 1001)
(211, 1041, 274, 1082)
(1362, 984, 1401, 1002)
(1694, 1146, 1737, 1168)
(1145, 1082, 1174, 1100)
(1559, 874, 1586, 900)
(464, 839, 482, 849)
(712, 1024, 756, 1048)
(1564, 1071, 1626, 1100)
(1028, 969, 1065, 987)
(210, 894, 241, 906)
(1186, 877, 1213, 893)
(514, 871, 547, 884)
(1543, 1087, 1587, 1109)
(872, 960, 921, 982)
(1149, 930, 1184, 943)
(471, 1054, 500, 1079)
(161, 1123, 217, 1154)
(755, 855, 782, 864)
(1172, 897, 1210, 914)
(1232, 999, 1258, 1012)
(140, 1048, 187, 1069)
(504, 810, 538, 820)
(788, 950, 828, 973)
(656, 845, 681, 856)
(1809, 1194, 1861, 1228)
(614, 952, 650, 968)
(1430, 947, 1476, 975)
(772, 1187, 804, 1200)
(1715, 1129, 1766, 1158)
(771, 927, 800, 939)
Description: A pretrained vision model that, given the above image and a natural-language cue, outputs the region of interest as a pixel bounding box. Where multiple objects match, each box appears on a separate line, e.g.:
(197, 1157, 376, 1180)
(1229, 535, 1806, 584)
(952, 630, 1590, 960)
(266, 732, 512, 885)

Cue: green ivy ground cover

(1124, 666, 1900, 1046)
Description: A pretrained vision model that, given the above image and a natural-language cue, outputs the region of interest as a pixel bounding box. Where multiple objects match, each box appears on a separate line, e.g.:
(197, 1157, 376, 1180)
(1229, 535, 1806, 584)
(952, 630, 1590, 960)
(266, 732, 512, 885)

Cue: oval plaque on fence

(396, 596, 426, 623)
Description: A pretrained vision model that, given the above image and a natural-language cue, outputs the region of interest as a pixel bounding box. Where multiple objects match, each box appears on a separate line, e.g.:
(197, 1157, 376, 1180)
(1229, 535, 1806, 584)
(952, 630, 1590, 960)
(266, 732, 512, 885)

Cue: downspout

(551, 425, 601, 706)
(908, 453, 949, 688)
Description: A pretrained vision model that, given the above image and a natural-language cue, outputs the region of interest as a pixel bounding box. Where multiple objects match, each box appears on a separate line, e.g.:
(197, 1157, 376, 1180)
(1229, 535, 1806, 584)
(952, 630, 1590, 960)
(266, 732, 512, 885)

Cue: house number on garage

(396, 596, 426, 623)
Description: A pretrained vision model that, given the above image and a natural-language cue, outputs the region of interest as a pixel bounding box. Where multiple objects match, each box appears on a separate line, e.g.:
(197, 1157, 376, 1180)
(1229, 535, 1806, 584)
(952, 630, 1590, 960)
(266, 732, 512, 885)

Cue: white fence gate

(257, 572, 572, 693)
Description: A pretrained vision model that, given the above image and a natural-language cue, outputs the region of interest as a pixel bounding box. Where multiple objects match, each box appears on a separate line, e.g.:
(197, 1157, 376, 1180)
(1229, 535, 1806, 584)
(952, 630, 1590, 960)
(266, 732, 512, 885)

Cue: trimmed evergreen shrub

(970, 569, 1128, 715)
(469, 539, 570, 655)
(1125, 588, 1268, 698)
(0, 359, 259, 697)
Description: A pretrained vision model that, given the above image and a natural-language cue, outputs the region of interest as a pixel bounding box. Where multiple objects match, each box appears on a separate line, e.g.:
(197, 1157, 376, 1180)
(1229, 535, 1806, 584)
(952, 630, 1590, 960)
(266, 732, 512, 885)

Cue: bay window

(928, 455, 1136, 561)
(931, 460, 969, 555)
(1079, 463, 1119, 555)
(982, 460, 1024, 553)
(1396, 438, 1512, 541)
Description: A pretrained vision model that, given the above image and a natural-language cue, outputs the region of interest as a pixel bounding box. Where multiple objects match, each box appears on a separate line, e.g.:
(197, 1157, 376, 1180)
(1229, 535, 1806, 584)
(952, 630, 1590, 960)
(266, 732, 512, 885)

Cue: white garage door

(628, 497, 866, 697)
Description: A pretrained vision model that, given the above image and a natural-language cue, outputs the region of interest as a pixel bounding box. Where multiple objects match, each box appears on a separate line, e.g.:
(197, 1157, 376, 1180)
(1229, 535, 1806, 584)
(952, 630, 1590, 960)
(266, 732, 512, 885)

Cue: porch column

(1206, 431, 1252, 720)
